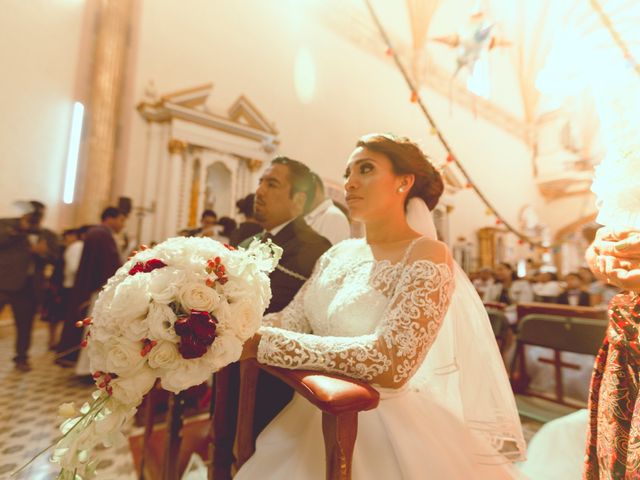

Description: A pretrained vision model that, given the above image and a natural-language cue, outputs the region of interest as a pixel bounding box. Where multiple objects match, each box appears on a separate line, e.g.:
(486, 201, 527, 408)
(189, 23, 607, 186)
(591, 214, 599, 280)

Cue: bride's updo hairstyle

(356, 133, 444, 211)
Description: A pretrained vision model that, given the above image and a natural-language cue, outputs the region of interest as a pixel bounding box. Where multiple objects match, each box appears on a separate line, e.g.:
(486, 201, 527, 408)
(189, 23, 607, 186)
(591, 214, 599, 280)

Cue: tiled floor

(0, 320, 137, 480)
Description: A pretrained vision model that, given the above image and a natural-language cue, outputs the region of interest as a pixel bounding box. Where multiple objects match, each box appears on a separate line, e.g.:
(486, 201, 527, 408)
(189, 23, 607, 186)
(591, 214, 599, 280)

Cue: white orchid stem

(12, 394, 109, 478)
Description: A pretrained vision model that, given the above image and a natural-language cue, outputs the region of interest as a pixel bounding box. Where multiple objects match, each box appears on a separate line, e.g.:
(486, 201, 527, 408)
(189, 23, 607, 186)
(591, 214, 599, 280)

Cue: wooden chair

(510, 303, 607, 423)
(486, 307, 509, 351)
(130, 361, 380, 480)
(231, 359, 380, 480)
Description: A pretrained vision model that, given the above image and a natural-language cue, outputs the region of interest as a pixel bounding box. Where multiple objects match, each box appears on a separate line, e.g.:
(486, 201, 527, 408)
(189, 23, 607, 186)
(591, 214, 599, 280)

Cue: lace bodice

(257, 238, 454, 388)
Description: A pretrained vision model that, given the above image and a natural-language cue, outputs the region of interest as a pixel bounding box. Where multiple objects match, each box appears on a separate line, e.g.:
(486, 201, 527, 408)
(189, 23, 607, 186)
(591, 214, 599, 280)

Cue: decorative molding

(161, 83, 213, 108)
(138, 85, 280, 150)
(136, 85, 278, 243)
(228, 95, 279, 135)
(246, 158, 264, 172)
(168, 138, 188, 154)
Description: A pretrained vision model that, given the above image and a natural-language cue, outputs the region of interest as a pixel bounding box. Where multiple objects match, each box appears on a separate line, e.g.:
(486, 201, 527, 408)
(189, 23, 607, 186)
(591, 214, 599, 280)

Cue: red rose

(129, 259, 167, 276)
(144, 258, 167, 273)
(178, 335, 209, 359)
(174, 310, 218, 359)
(128, 262, 144, 276)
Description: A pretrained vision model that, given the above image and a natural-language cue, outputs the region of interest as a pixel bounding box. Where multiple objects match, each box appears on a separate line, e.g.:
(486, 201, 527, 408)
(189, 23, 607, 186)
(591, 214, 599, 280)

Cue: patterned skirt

(585, 292, 640, 479)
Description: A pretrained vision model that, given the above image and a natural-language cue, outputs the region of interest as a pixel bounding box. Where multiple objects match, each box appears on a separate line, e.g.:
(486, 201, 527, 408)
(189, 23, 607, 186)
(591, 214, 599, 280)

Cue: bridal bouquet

(35, 236, 281, 479)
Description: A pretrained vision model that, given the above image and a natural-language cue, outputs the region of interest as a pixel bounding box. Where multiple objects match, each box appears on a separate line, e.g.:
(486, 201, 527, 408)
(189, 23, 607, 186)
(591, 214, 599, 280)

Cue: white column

(165, 139, 187, 239)
(139, 122, 163, 244)
(182, 153, 195, 229)
(153, 127, 170, 242)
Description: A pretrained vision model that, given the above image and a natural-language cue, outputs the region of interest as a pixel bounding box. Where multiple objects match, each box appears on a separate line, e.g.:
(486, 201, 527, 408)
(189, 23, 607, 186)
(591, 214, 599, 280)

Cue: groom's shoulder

(290, 218, 331, 249)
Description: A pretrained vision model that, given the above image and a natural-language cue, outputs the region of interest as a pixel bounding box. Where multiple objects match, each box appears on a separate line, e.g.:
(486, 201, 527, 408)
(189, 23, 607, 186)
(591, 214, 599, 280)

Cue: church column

(138, 122, 163, 245)
(75, 0, 133, 225)
(165, 139, 188, 238)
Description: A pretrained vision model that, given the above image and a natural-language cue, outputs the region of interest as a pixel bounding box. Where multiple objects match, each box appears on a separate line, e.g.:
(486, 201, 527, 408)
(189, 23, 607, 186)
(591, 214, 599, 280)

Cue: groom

(240, 157, 331, 426)
(216, 157, 331, 465)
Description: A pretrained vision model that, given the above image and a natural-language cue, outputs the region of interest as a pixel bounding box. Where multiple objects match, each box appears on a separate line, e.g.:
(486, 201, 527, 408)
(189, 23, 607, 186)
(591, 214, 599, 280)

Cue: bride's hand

(240, 333, 261, 361)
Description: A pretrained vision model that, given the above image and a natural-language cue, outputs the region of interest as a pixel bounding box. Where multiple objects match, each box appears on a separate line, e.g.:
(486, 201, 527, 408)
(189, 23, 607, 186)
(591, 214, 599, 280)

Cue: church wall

(0, 0, 87, 229)
(119, 0, 545, 246)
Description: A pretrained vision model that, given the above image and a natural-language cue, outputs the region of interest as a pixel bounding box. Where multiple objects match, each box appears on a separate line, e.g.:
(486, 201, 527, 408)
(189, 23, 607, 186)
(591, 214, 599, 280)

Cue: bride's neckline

(353, 237, 421, 267)
(365, 236, 421, 246)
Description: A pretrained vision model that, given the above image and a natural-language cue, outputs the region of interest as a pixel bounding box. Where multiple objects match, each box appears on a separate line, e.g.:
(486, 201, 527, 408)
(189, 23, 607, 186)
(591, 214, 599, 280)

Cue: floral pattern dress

(585, 292, 640, 479)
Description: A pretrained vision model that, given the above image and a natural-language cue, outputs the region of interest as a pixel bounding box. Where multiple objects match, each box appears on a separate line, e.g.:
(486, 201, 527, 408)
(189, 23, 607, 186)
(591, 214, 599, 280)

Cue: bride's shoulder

(407, 237, 453, 267)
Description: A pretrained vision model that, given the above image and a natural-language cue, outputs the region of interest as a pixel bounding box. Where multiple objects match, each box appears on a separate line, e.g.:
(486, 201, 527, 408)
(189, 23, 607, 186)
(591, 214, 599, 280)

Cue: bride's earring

(398, 186, 405, 193)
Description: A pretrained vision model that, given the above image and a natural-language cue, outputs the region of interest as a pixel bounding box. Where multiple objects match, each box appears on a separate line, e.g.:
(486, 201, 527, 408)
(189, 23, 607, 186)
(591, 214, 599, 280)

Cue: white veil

(406, 197, 526, 464)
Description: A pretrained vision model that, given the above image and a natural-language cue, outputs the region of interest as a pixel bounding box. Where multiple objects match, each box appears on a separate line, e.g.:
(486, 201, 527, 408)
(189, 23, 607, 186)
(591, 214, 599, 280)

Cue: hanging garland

(589, 0, 640, 77)
(362, 0, 542, 247)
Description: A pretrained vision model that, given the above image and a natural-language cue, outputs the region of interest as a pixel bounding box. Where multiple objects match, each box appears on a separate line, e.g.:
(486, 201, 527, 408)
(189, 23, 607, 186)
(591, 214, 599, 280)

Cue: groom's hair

(271, 156, 315, 213)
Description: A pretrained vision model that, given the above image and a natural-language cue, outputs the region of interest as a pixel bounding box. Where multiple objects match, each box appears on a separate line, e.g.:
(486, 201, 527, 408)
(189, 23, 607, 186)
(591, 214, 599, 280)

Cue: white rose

(147, 341, 180, 370)
(120, 315, 150, 342)
(160, 358, 211, 393)
(203, 334, 243, 370)
(148, 268, 185, 304)
(109, 366, 156, 406)
(178, 282, 220, 312)
(87, 339, 108, 373)
(225, 300, 263, 342)
(104, 337, 146, 377)
(147, 302, 179, 342)
(110, 275, 150, 323)
(220, 277, 252, 303)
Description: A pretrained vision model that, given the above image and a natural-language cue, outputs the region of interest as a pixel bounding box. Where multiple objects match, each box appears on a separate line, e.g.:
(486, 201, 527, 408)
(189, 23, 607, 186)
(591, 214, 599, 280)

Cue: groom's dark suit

(239, 216, 331, 433)
(252, 216, 331, 314)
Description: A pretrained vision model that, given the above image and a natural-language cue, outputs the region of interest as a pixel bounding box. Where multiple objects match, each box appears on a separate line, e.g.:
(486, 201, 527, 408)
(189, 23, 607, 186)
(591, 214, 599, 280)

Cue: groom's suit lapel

(264, 216, 331, 314)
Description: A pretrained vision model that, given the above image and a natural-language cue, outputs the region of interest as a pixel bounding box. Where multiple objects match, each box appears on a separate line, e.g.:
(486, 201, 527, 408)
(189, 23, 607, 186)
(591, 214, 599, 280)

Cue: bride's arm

(260, 251, 330, 332)
(257, 242, 454, 389)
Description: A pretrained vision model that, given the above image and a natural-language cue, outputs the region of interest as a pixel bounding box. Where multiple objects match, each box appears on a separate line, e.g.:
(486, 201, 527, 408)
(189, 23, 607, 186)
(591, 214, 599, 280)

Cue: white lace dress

(235, 238, 520, 479)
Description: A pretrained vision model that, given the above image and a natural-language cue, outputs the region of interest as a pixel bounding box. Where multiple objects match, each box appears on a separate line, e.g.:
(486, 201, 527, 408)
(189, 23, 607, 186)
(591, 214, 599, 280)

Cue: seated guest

(578, 266, 605, 305)
(228, 194, 262, 247)
(472, 267, 494, 298)
(483, 262, 533, 305)
(184, 209, 218, 237)
(212, 216, 237, 243)
(532, 271, 563, 303)
(557, 272, 591, 306)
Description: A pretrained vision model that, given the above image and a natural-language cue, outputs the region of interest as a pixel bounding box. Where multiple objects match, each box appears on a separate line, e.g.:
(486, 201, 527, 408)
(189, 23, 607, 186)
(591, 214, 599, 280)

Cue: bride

(235, 134, 526, 479)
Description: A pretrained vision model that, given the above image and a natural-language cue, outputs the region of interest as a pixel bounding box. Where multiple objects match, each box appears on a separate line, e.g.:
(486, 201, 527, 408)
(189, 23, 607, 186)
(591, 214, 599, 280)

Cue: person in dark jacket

(0, 200, 58, 370)
(56, 207, 126, 365)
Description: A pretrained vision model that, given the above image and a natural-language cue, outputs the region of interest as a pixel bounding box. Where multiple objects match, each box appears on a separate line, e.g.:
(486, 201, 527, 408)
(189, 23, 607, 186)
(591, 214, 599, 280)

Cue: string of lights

(363, 0, 542, 247)
(589, 0, 640, 77)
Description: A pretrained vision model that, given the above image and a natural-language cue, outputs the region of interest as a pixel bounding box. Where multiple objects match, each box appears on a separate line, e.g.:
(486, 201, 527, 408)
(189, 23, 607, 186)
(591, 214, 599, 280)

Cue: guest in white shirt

(63, 226, 88, 291)
(483, 262, 534, 305)
(304, 172, 350, 245)
(472, 267, 495, 298)
(532, 271, 564, 303)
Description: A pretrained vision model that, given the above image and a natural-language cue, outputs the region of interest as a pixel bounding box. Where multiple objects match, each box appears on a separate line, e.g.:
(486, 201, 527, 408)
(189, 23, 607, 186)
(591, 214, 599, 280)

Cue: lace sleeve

(261, 251, 330, 332)
(257, 251, 454, 388)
